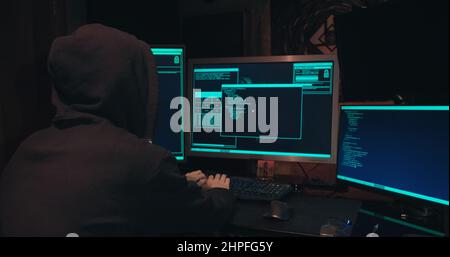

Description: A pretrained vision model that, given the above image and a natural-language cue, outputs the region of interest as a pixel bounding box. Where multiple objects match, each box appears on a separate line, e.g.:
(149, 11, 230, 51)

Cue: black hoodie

(0, 24, 234, 236)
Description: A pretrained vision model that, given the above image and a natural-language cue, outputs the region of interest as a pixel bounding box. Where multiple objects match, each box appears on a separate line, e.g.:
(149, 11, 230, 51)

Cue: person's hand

(185, 170, 207, 187)
(203, 174, 230, 191)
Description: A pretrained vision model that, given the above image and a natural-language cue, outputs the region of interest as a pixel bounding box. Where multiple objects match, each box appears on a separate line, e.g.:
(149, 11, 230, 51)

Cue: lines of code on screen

(338, 107, 449, 205)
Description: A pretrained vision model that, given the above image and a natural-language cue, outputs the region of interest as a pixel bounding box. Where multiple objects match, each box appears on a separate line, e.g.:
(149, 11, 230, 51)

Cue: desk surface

(227, 193, 447, 237)
(229, 194, 361, 236)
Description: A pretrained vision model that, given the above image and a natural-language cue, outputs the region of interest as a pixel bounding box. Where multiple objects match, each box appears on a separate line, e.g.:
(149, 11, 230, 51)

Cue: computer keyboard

(230, 177, 293, 201)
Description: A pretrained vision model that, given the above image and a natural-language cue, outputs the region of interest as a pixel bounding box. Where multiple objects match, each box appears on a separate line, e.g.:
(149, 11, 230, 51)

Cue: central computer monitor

(187, 55, 340, 163)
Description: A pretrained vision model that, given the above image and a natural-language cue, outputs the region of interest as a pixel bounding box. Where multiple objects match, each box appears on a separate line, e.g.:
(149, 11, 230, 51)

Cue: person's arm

(142, 154, 234, 235)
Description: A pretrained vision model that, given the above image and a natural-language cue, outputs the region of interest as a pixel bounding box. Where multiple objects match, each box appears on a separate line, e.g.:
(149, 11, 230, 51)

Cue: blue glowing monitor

(337, 106, 449, 205)
(151, 47, 184, 161)
(187, 55, 340, 163)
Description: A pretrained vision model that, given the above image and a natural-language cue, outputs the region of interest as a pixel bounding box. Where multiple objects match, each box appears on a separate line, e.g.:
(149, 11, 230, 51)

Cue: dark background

(1, 0, 448, 203)
(335, 0, 449, 103)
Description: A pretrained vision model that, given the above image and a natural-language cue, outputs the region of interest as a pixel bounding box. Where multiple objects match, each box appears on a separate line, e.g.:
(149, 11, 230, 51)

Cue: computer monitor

(151, 46, 185, 161)
(337, 106, 449, 206)
(187, 55, 340, 163)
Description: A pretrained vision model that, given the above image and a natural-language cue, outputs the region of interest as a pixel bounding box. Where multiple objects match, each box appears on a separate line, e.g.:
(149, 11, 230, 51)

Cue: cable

(325, 188, 339, 198)
(296, 162, 311, 183)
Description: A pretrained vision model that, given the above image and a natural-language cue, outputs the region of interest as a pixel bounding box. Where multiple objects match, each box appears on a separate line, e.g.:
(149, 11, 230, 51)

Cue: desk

(352, 205, 448, 237)
(227, 194, 361, 236)
(225, 193, 447, 237)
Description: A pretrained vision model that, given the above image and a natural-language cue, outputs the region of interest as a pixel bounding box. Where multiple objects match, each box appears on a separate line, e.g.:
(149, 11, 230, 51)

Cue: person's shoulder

(111, 128, 175, 176)
(113, 129, 169, 159)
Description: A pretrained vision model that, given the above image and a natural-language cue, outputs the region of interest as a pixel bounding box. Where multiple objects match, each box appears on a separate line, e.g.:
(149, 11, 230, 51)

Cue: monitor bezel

(186, 54, 340, 163)
(336, 105, 450, 207)
(150, 45, 187, 163)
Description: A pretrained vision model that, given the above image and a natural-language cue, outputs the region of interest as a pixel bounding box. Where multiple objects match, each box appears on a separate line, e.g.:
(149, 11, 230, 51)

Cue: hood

(48, 24, 158, 139)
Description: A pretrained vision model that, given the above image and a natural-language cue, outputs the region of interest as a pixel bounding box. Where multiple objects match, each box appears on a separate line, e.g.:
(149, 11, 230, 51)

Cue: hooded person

(0, 24, 234, 236)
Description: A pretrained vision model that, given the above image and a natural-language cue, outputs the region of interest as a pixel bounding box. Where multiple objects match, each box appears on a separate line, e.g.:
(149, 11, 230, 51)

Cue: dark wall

(182, 12, 244, 58)
(335, 0, 449, 103)
(181, 0, 271, 58)
(1, 0, 66, 172)
(271, 0, 449, 104)
(86, 0, 182, 44)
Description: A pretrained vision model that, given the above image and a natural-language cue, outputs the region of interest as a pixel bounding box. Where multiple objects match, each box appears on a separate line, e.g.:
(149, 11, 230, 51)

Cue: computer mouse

(263, 200, 291, 221)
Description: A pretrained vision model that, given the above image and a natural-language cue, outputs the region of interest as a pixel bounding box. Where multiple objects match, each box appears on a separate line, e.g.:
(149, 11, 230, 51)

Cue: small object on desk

(263, 200, 291, 221)
(256, 160, 275, 180)
(320, 217, 354, 237)
(345, 218, 353, 226)
(320, 223, 339, 237)
(366, 224, 380, 237)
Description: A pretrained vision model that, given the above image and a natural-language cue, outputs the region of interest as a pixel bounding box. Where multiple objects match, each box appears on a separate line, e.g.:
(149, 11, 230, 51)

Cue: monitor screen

(187, 55, 339, 163)
(337, 106, 449, 205)
(151, 47, 185, 161)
